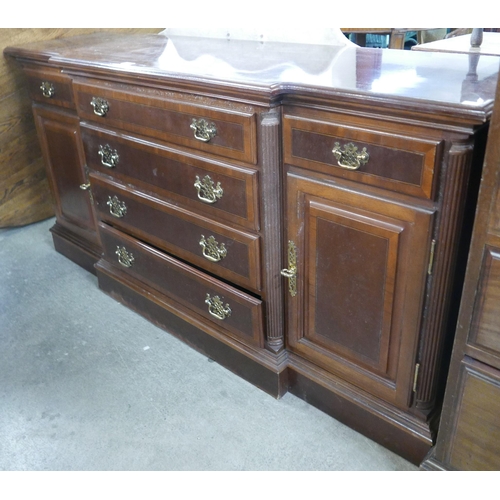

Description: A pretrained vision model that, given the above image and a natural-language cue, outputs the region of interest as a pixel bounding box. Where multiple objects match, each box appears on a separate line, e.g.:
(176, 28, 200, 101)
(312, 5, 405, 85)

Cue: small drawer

(23, 65, 74, 108)
(81, 123, 259, 231)
(283, 114, 442, 199)
(99, 222, 264, 348)
(90, 174, 262, 293)
(74, 78, 257, 164)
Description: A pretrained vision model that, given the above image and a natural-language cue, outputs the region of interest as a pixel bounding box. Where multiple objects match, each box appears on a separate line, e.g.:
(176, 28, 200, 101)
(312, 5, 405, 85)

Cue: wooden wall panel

(0, 28, 162, 228)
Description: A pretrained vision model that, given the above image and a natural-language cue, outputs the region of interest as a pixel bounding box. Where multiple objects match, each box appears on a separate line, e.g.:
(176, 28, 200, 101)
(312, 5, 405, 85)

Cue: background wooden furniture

(341, 28, 433, 49)
(413, 31, 500, 56)
(421, 68, 500, 471)
(0, 28, 161, 228)
(5, 32, 499, 465)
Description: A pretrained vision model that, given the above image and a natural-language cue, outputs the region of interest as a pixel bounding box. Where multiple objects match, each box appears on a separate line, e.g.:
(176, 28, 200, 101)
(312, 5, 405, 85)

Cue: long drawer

(283, 113, 442, 199)
(90, 174, 262, 293)
(74, 78, 257, 164)
(99, 222, 264, 348)
(81, 123, 260, 230)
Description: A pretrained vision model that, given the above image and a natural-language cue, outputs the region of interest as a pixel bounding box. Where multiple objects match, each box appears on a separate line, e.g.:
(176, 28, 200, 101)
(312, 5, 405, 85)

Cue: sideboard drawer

(74, 79, 257, 164)
(283, 114, 441, 199)
(81, 123, 260, 231)
(99, 222, 264, 348)
(24, 65, 74, 108)
(90, 174, 262, 293)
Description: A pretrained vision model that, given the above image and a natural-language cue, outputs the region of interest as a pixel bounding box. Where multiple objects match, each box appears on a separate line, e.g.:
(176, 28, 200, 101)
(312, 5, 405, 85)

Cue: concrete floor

(0, 217, 417, 471)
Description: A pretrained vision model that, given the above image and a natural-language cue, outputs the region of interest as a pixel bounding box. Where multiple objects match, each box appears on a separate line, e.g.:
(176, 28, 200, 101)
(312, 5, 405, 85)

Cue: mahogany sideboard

(5, 31, 499, 465)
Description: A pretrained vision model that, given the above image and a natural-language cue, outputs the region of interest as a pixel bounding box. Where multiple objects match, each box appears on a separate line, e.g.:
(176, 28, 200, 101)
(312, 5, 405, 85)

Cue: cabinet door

(285, 172, 435, 407)
(33, 105, 96, 241)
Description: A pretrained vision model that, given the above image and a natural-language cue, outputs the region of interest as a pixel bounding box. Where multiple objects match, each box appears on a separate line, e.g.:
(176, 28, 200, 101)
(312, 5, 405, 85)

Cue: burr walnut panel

(73, 79, 257, 164)
(283, 114, 441, 199)
(90, 174, 262, 293)
(285, 172, 434, 407)
(80, 123, 260, 231)
(99, 222, 264, 349)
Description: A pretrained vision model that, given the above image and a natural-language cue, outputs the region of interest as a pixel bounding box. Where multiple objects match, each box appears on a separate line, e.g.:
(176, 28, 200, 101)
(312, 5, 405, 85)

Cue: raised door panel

(447, 358, 500, 470)
(285, 172, 434, 407)
(466, 246, 500, 367)
(32, 105, 96, 240)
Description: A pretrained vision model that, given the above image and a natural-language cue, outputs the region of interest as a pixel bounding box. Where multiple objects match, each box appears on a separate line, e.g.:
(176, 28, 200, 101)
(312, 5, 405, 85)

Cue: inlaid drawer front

(81, 124, 259, 230)
(24, 66, 74, 108)
(283, 115, 441, 199)
(73, 79, 257, 164)
(99, 222, 264, 348)
(90, 175, 262, 293)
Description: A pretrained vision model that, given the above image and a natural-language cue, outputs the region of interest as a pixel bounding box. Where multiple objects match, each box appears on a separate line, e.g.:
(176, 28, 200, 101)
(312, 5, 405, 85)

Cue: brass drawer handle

(40, 81, 55, 98)
(205, 293, 231, 320)
(200, 235, 227, 262)
(107, 195, 127, 218)
(115, 246, 134, 268)
(98, 144, 119, 168)
(190, 118, 217, 142)
(79, 182, 91, 190)
(332, 142, 370, 170)
(281, 240, 297, 297)
(194, 175, 223, 204)
(90, 97, 110, 117)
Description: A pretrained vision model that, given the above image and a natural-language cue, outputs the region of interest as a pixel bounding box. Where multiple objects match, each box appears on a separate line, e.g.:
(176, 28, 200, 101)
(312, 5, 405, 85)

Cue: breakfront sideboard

(5, 30, 499, 465)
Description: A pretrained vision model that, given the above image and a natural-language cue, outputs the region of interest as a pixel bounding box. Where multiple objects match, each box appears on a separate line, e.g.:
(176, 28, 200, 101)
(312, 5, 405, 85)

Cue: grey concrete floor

(0, 217, 417, 471)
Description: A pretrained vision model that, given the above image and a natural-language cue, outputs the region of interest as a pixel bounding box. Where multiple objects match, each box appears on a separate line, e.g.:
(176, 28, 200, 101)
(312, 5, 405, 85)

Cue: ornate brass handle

(107, 195, 127, 218)
(98, 144, 119, 168)
(332, 142, 370, 170)
(281, 240, 297, 297)
(199, 235, 227, 262)
(190, 118, 217, 142)
(79, 182, 91, 190)
(90, 97, 110, 117)
(40, 81, 55, 98)
(115, 246, 134, 268)
(194, 175, 223, 204)
(205, 293, 231, 320)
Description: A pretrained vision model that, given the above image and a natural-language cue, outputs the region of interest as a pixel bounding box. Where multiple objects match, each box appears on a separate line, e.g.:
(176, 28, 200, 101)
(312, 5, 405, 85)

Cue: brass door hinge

(427, 239, 437, 275)
(413, 363, 420, 393)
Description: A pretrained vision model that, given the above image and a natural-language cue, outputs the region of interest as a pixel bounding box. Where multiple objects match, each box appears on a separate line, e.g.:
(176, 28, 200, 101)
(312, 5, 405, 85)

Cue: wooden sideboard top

(5, 32, 500, 124)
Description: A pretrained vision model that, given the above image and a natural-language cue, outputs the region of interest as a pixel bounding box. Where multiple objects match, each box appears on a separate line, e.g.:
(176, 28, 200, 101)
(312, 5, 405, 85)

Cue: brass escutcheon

(199, 235, 227, 262)
(90, 97, 109, 117)
(107, 195, 127, 218)
(115, 246, 134, 268)
(281, 240, 297, 297)
(98, 144, 119, 168)
(40, 81, 55, 98)
(332, 142, 370, 170)
(190, 118, 217, 142)
(205, 293, 231, 320)
(194, 175, 223, 204)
